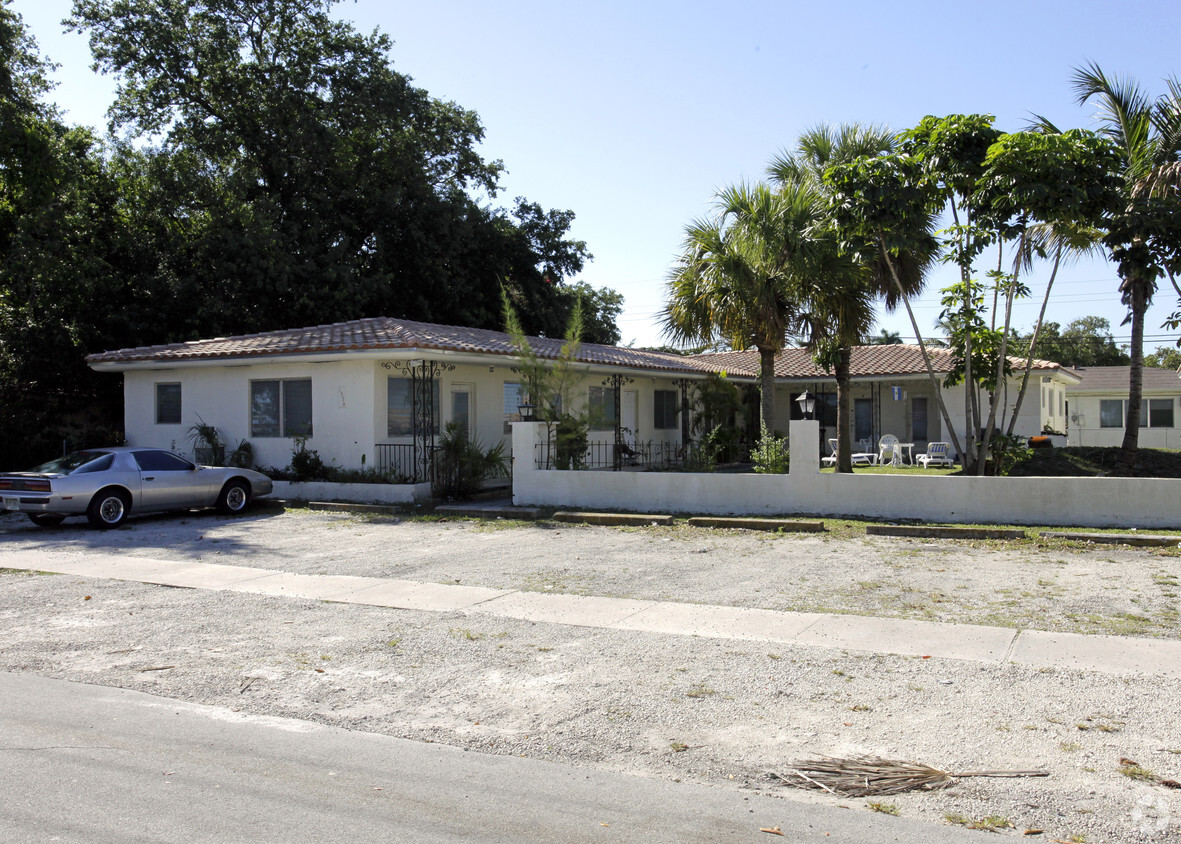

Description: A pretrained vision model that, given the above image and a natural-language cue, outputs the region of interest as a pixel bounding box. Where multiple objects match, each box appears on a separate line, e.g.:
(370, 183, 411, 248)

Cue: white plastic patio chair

(821, 438, 838, 467)
(823, 437, 874, 467)
(878, 434, 901, 467)
(916, 441, 955, 468)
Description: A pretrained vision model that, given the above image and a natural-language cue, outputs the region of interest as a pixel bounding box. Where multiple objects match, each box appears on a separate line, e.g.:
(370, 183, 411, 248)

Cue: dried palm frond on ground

(771, 755, 1049, 797)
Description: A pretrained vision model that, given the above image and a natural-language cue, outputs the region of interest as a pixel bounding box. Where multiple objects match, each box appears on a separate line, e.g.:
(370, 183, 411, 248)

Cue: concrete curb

(552, 512, 676, 526)
(866, 525, 1026, 540)
(1040, 531, 1181, 547)
(687, 517, 824, 532)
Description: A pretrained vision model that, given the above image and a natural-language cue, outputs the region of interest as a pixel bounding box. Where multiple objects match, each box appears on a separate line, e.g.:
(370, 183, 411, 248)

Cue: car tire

(216, 480, 251, 515)
(28, 514, 66, 527)
(87, 488, 130, 529)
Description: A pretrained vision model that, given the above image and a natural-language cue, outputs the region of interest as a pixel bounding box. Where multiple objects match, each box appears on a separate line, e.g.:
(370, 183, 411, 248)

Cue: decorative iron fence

(374, 443, 434, 483)
(533, 439, 752, 472)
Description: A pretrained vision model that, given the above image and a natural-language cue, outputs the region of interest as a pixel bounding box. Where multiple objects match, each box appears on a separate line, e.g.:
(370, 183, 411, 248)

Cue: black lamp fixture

(517, 402, 537, 422)
(795, 390, 816, 420)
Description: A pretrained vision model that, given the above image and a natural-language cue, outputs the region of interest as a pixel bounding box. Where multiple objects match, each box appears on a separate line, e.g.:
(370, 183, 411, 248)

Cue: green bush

(434, 422, 510, 499)
(752, 425, 790, 474)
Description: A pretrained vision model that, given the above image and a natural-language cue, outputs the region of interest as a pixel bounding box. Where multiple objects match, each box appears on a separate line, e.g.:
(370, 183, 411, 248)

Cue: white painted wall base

(272, 480, 431, 504)
(511, 421, 1181, 530)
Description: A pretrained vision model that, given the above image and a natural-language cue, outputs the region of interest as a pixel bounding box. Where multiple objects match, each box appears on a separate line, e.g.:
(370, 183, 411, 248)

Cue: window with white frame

(1099, 398, 1176, 428)
(251, 379, 312, 437)
(155, 383, 181, 425)
(653, 390, 677, 430)
(503, 382, 525, 434)
(387, 377, 440, 437)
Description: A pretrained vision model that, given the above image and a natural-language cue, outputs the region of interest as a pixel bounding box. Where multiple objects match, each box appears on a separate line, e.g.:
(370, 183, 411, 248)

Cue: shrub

(289, 435, 330, 482)
(752, 425, 790, 474)
(434, 422, 510, 499)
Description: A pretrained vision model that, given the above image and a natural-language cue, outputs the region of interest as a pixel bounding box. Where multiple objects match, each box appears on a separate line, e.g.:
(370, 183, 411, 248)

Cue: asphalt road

(0, 672, 989, 843)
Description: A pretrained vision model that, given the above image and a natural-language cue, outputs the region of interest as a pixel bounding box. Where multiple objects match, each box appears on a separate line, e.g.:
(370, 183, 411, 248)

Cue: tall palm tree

(770, 124, 936, 472)
(662, 181, 825, 434)
(1072, 62, 1181, 474)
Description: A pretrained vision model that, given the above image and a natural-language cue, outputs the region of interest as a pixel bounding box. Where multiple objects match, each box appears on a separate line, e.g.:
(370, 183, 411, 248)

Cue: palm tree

(1071, 63, 1181, 474)
(662, 181, 825, 434)
(866, 329, 903, 345)
(770, 124, 936, 472)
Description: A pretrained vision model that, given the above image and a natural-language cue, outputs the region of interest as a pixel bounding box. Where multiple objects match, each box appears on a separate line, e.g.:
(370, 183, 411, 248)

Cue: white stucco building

(86, 318, 1079, 474)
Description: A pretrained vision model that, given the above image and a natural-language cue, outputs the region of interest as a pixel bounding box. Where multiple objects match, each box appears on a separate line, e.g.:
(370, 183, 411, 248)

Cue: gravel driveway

(2, 506, 1180, 841)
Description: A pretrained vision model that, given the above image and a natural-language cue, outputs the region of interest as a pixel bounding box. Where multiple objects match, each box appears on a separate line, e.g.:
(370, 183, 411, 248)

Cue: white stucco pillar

(511, 421, 547, 504)
(789, 419, 821, 475)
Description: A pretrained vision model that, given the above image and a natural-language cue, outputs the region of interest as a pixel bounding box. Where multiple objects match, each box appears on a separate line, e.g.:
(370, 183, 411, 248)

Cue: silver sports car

(0, 447, 274, 529)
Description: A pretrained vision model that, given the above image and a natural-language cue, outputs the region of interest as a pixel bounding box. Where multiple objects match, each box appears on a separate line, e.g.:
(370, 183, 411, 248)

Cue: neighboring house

(1066, 366, 1181, 448)
(695, 345, 1078, 450)
(86, 320, 1079, 473)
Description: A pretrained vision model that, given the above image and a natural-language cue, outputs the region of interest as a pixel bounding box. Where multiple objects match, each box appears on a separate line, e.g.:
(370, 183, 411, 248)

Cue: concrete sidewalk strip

(793, 615, 1019, 663)
(1011, 629, 1181, 678)
(476, 592, 657, 628)
(612, 602, 825, 642)
(323, 579, 512, 612)
(8, 552, 1181, 679)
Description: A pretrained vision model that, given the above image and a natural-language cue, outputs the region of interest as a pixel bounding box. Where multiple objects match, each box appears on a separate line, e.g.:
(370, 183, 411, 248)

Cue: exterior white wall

(1067, 393, 1181, 448)
(125, 361, 376, 471)
(512, 420, 1181, 530)
(272, 480, 431, 503)
(125, 359, 690, 473)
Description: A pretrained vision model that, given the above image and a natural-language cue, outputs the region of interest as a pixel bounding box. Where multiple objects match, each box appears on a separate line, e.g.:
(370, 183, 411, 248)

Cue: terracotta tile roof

(86, 319, 1077, 382)
(1068, 365, 1181, 392)
(86, 317, 712, 375)
(691, 344, 1074, 379)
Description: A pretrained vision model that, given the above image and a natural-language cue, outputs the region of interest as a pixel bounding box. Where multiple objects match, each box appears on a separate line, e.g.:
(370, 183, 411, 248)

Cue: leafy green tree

(824, 150, 959, 458)
(770, 123, 928, 472)
(67, 0, 596, 339)
(1145, 346, 1181, 370)
(1012, 316, 1130, 368)
(865, 329, 903, 345)
(560, 281, 624, 345)
(662, 181, 826, 434)
(1065, 63, 1181, 473)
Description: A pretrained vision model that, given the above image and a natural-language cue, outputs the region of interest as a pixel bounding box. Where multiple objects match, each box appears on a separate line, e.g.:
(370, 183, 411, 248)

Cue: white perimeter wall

(512, 420, 1181, 530)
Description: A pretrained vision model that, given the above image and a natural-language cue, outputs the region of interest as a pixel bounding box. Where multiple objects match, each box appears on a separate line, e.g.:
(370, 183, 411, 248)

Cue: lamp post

(795, 390, 816, 420)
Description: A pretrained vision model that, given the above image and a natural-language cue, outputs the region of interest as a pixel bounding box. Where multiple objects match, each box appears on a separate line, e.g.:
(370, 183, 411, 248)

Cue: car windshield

(29, 451, 113, 475)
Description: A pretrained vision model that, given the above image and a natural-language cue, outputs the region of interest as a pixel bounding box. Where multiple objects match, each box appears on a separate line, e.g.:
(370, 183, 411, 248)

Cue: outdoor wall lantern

(517, 403, 537, 422)
(795, 390, 816, 420)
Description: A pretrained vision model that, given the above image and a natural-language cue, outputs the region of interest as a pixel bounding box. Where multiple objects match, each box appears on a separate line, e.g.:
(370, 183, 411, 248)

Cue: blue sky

(13, 0, 1181, 352)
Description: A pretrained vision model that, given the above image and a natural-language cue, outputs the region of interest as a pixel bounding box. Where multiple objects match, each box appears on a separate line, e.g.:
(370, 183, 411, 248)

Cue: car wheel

(87, 488, 130, 529)
(28, 514, 66, 527)
(216, 480, 251, 515)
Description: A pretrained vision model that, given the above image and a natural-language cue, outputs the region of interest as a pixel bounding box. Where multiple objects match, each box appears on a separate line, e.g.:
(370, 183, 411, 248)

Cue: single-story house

(1066, 365, 1181, 448)
(86, 318, 1079, 474)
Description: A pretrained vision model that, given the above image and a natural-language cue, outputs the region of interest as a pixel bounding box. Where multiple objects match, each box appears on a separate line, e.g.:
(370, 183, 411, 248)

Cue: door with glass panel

(451, 385, 473, 438)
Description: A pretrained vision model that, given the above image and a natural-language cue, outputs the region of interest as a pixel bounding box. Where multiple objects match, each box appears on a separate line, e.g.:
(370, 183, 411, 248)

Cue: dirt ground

(2, 506, 1180, 842)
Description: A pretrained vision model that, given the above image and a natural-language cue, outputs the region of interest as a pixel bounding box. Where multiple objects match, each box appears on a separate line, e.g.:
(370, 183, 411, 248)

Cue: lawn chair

(916, 441, 954, 468)
(824, 437, 875, 467)
(821, 438, 839, 467)
(878, 434, 901, 467)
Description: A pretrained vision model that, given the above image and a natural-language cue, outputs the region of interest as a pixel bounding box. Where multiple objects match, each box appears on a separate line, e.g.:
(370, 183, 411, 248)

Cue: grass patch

(866, 801, 899, 815)
(943, 812, 1014, 832)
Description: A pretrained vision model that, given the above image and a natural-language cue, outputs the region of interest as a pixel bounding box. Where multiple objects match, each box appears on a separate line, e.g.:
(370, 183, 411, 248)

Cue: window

(911, 397, 928, 442)
(653, 390, 677, 430)
(132, 450, 194, 472)
(1100, 398, 1177, 429)
(854, 399, 873, 442)
(155, 383, 181, 425)
(503, 382, 525, 434)
(589, 386, 617, 430)
(251, 379, 312, 437)
(1100, 399, 1123, 428)
(1149, 398, 1175, 428)
(388, 377, 440, 437)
